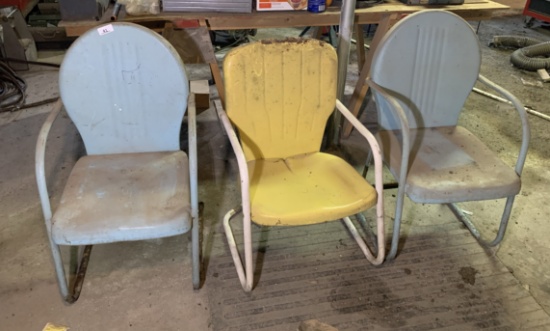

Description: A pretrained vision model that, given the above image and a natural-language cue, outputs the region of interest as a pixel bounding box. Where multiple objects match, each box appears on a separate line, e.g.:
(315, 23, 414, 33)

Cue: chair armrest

(187, 90, 201, 288)
(214, 99, 254, 291)
(335, 99, 386, 264)
(364, 78, 411, 201)
(213, 100, 251, 217)
(187, 92, 199, 220)
(335, 98, 384, 186)
(364, 78, 410, 135)
(477, 74, 530, 176)
(35, 99, 62, 227)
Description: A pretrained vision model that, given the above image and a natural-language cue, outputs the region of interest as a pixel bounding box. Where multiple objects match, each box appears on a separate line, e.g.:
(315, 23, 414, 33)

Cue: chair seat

(51, 151, 191, 245)
(248, 152, 377, 226)
(378, 126, 521, 204)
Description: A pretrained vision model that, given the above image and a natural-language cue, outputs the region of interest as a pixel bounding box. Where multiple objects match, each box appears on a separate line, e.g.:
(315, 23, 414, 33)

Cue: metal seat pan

(52, 151, 191, 245)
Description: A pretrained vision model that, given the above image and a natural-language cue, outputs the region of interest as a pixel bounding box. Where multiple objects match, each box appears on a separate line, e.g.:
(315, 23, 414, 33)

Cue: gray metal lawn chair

(35, 23, 200, 302)
(364, 10, 530, 260)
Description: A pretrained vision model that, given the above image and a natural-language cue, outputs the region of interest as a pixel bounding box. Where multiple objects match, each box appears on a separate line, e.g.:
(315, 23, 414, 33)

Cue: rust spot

(260, 37, 312, 45)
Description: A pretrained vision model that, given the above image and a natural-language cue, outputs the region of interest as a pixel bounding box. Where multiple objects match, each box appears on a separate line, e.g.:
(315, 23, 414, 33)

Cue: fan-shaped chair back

(371, 11, 480, 130)
(223, 39, 337, 161)
(59, 23, 189, 155)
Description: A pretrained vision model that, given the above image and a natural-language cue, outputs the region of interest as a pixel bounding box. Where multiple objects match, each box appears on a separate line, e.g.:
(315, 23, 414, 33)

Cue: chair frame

(365, 74, 530, 260)
(35, 95, 200, 303)
(216, 99, 386, 292)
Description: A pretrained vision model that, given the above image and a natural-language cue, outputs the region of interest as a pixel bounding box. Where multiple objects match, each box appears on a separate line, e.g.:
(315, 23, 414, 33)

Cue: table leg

(355, 23, 366, 73)
(342, 13, 399, 139)
(199, 19, 225, 105)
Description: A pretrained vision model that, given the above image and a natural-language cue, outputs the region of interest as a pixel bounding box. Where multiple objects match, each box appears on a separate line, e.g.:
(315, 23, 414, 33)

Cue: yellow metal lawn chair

(215, 38, 385, 292)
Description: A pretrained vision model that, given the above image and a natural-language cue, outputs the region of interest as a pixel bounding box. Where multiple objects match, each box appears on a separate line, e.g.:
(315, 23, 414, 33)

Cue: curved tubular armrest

(477, 74, 531, 176)
(188, 93, 198, 217)
(187, 92, 200, 288)
(35, 99, 63, 228)
(336, 99, 386, 264)
(187, 92, 198, 221)
(214, 99, 253, 291)
(364, 77, 411, 147)
(364, 77, 411, 192)
(214, 100, 250, 210)
(355, 79, 413, 261)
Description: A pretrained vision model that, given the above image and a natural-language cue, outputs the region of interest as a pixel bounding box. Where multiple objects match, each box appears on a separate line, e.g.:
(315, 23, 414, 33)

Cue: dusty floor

(1, 14, 550, 331)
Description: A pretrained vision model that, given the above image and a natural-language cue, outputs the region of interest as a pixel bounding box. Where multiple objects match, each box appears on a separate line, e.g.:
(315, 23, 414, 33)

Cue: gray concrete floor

(1, 15, 550, 330)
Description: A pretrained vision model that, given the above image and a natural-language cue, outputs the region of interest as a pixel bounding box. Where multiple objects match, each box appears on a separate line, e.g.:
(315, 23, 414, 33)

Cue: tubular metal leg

(388, 195, 516, 261)
(188, 91, 201, 289)
(50, 240, 69, 299)
(386, 183, 407, 261)
(223, 207, 254, 292)
(51, 242, 93, 304)
(69, 246, 80, 278)
(447, 196, 515, 247)
(67, 245, 92, 303)
(362, 147, 403, 261)
(343, 215, 385, 265)
(362, 149, 373, 178)
(354, 212, 378, 250)
(191, 210, 200, 289)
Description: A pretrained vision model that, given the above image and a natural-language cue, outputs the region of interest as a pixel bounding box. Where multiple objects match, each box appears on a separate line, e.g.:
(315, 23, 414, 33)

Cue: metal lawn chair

(35, 23, 200, 303)
(215, 38, 386, 292)
(365, 10, 530, 260)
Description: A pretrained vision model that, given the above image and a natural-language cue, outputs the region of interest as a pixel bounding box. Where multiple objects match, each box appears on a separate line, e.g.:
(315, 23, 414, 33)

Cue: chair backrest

(59, 23, 189, 155)
(370, 10, 481, 130)
(223, 39, 337, 161)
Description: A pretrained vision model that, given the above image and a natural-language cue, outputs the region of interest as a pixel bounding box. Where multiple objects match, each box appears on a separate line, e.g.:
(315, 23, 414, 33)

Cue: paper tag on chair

(97, 24, 114, 36)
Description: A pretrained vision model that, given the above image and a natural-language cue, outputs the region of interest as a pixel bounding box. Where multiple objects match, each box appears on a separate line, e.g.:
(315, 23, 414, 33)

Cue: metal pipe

(111, 2, 122, 21)
(188, 92, 200, 289)
(332, 0, 357, 146)
(473, 86, 550, 121)
(66, 245, 93, 304)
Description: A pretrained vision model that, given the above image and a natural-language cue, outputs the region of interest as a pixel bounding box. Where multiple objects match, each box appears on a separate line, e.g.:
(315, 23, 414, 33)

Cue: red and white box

(257, 0, 308, 11)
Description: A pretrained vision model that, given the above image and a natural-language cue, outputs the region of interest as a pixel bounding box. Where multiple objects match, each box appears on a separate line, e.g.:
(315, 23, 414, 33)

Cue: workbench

(59, 0, 509, 139)
(61, 0, 507, 34)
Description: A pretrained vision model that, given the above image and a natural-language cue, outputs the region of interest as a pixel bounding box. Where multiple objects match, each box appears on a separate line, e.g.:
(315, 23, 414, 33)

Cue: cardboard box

(257, 0, 308, 11)
(398, 0, 463, 4)
(163, 0, 252, 13)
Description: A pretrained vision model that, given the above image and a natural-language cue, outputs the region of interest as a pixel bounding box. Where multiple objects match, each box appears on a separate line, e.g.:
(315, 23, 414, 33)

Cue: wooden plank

(537, 68, 550, 82)
(190, 80, 211, 111)
(210, 62, 225, 105)
(61, 19, 100, 37)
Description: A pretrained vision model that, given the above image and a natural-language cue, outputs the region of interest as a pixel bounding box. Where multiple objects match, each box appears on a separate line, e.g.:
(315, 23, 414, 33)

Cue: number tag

(97, 24, 114, 36)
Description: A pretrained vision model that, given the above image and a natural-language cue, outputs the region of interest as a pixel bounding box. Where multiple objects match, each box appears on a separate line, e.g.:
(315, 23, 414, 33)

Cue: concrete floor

(1, 14, 550, 331)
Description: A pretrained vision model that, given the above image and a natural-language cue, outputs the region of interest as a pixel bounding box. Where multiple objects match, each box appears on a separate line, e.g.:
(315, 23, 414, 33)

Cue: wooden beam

(190, 80, 211, 113)
(198, 19, 225, 105)
(354, 23, 366, 73)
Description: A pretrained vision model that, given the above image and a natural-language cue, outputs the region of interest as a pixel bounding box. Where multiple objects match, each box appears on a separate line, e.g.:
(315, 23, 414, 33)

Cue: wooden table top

(60, 0, 508, 36)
